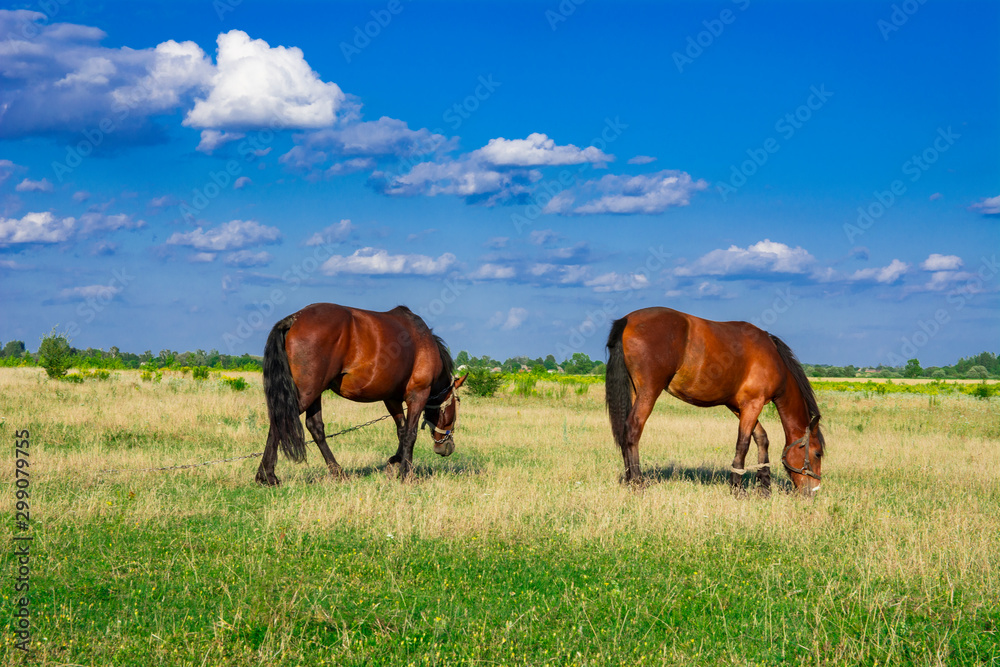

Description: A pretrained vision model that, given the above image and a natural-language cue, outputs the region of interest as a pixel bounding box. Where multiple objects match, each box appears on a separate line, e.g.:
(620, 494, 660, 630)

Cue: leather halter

(781, 420, 821, 480)
(422, 382, 460, 444)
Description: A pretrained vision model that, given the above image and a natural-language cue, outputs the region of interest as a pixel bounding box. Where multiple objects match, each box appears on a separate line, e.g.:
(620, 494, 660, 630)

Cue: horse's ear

(453, 372, 468, 389)
(809, 414, 820, 429)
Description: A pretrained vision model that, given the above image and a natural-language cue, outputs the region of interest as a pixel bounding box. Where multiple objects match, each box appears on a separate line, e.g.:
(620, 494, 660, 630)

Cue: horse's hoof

(256, 474, 280, 487)
(328, 466, 347, 480)
(387, 454, 402, 465)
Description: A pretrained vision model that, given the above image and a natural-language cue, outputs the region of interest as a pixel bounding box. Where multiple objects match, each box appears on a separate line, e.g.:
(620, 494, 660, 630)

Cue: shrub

(192, 366, 209, 380)
(221, 376, 248, 391)
(38, 328, 72, 379)
(514, 376, 537, 397)
(464, 368, 505, 397)
(63, 373, 84, 384)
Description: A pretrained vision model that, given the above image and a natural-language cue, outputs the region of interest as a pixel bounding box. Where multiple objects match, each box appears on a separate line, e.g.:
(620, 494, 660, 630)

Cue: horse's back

(621, 307, 784, 406)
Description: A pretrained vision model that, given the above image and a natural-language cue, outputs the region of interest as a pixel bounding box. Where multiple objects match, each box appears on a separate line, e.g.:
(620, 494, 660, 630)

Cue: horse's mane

(769, 333, 825, 454)
(393, 305, 453, 381)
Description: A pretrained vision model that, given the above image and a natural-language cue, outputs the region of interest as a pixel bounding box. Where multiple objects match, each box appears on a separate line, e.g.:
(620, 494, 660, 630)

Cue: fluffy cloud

(675, 239, 816, 277)
(233, 176, 252, 190)
(195, 129, 244, 153)
(224, 250, 272, 267)
(553, 170, 708, 215)
(0, 212, 75, 244)
(969, 195, 1000, 216)
(470, 263, 516, 280)
(375, 157, 538, 203)
(627, 155, 656, 165)
(58, 283, 122, 300)
(920, 254, 963, 271)
(584, 272, 650, 293)
(184, 31, 346, 130)
(848, 259, 909, 284)
(488, 307, 528, 331)
(0, 159, 19, 184)
(15, 178, 53, 192)
(320, 247, 456, 276)
(166, 219, 281, 251)
(471, 133, 612, 167)
(294, 117, 452, 159)
(305, 219, 353, 246)
(0, 210, 142, 245)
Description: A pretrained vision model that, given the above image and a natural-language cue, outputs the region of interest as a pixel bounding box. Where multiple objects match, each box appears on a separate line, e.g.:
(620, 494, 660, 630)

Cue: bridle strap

(781, 425, 821, 480)
(421, 382, 461, 443)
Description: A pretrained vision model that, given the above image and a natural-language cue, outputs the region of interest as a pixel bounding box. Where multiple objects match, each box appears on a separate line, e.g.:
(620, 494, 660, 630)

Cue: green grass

(1, 368, 998, 665)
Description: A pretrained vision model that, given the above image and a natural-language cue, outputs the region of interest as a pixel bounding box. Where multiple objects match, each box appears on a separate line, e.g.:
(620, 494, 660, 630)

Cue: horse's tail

(605, 317, 633, 450)
(263, 315, 306, 462)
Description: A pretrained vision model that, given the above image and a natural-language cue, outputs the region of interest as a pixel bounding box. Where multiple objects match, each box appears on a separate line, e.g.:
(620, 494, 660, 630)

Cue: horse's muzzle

(433, 438, 455, 457)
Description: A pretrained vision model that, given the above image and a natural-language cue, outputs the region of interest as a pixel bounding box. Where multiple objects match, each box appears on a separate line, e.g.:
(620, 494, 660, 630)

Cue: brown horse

(259, 303, 467, 484)
(605, 307, 824, 494)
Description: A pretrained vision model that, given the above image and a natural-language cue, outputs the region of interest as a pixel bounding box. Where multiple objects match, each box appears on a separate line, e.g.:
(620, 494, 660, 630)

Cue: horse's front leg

(730, 404, 764, 496)
(397, 394, 427, 480)
(384, 400, 407, 466)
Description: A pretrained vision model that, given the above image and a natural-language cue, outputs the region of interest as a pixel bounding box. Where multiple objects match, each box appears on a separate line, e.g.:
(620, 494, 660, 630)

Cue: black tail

(769, 333, 825, 453)
(263, 315, 306, 462)
(605, 317, 633, 450)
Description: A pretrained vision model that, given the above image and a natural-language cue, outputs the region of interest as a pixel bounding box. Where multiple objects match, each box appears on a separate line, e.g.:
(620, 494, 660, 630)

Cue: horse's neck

(775, 371, 810, 438)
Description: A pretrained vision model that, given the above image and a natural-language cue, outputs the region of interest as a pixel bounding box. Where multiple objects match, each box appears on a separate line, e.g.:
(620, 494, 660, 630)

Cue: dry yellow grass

(2, 367, 998, 665)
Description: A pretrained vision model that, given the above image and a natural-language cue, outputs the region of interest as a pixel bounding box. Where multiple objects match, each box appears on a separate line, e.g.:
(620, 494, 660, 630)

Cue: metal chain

(99, 413, 394, 474)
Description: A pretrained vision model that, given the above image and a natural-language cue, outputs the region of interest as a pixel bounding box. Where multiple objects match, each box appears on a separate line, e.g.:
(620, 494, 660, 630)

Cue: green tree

(2, 340, 26, 358)
(38, 328, 72, 379)
(455, 350, 470, 366)
(543, 354, 557, 371)
(966, 365, 989, 379)
(903, 358, 922, 378)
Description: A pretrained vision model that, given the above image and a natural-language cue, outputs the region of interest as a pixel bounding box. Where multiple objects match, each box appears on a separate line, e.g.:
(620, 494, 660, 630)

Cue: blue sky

(1, 0, 997, 366)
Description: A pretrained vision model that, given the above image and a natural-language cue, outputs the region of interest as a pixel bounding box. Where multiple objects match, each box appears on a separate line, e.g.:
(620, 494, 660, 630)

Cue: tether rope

(99, 414, 393, 474)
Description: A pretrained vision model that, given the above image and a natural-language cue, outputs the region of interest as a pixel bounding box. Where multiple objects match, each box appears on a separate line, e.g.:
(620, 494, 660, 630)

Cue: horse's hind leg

(622, 390, 658, 485)
(305, 398, 345, 479)
(384, 400, 406, 466)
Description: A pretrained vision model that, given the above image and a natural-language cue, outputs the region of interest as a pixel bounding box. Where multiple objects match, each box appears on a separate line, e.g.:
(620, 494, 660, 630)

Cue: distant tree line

(804, 351, 999, 380)
(454, 351, 606, 376)
(0, 337, 261, 372)
(1, 334, 996, 380)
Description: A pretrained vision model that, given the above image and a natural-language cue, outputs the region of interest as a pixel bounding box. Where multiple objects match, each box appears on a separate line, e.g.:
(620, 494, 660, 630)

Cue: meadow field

(2, 367, 999, 666)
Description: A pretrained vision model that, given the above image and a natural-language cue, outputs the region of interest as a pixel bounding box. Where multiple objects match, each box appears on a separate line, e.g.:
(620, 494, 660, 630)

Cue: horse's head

(782, 414, 824, 495)
(424, 373, 468, 457)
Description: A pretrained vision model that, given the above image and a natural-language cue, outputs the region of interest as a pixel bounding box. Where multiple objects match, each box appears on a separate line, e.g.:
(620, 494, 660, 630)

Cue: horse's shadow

(302, 459, 486, 483)
(640, 461, 795, 493)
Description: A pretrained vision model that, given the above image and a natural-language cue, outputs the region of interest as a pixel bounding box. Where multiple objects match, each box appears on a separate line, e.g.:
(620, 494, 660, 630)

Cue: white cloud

(488, 307, 528, 331)
(56, 56, 116, 87)
(15, 178, 53, 193)
(224, 250, 272, 267)
(59, 283, 122, 300)
(377, 157, 537, 202)
(325, 158, 376, 176)
(0, 210, 142, 245)
(470, 263, 516, 280)
(114, 39, 214, 112)
(970, 195, 1000, 215)
(585, 272, 650, 293)
(305, 219, 352, 246)
(196, 129, 245, 153)
(471, 133, 612, 167)
(928, 192, 942, 201)
(166, 219, 281, 251)
(849, 259, 909, 284)
(189, 252, 216, 263)
(320, 247, 456, 276)
(627, 155, 657, 165)
(675, 239, 816, 277)
(150, 195, 179, 209)
(72, 191, 91, 202)
(233, 176, 252, 190)
(529, 229, 560, 245)
(567, 170, 708, 215)
(0, 159, 19, 184)
(920, 254, 963, 271)
(297, 117, 452, 158)
(0, 212, 75, 244)
(184, 30, 346, 130)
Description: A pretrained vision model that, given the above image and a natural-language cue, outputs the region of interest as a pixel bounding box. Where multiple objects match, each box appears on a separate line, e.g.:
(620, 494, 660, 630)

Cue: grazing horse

(605, 307, 824, 494)
(259, 304, 467, 485)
